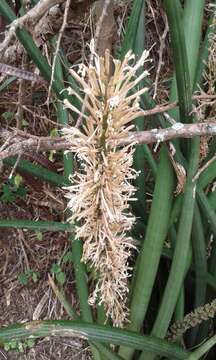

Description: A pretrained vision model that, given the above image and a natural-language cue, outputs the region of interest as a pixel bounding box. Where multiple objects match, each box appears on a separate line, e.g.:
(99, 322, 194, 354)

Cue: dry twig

(151, 8, 169, 99)
(0, 62, 44, 82)
(76, 0, 114, 127)
(193, 153, 216, 182)
(0, 0, 64, 54)
(47, 0, 71, 102)
(1, 122, 216, 161)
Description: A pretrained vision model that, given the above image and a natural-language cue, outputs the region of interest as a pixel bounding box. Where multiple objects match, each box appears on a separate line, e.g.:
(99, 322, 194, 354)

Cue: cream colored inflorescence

(63, 48, 149, 327)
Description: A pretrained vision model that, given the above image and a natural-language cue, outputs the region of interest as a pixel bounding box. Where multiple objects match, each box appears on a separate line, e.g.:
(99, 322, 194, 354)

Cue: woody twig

(1, 121, 216, 161)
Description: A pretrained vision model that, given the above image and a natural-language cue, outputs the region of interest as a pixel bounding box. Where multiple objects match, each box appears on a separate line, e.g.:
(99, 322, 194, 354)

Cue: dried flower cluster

(63, 48, 149, 326)
(167, 298, 216, 342)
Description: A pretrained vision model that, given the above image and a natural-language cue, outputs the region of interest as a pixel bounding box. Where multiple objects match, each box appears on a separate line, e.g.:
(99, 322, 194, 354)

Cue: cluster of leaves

(18, 250, 73, 286)
(51, 250, 73, 286)
(0, 175, 26, 203)
(18, 269, 40, 285)
(4, 338, 35, 353)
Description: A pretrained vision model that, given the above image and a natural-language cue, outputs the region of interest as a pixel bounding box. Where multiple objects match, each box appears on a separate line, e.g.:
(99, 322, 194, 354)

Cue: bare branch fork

(0, 0, 65, 54)
(0, 122, 216, 161)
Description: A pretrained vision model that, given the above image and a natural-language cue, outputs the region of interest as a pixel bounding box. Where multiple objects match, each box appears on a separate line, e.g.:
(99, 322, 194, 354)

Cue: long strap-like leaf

(0, 320, 189, 359)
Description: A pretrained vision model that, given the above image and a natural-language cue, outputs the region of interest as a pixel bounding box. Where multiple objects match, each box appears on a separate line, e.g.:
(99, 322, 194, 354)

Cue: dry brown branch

(0, 0, 64, 54)
(94, 0, 116, 56)
(76, 0, 116, 127)
(168, 143, 186, 194)
(15, 54, 28, 129)
(152, 10, 169, 99)
(16, 0, 63, 27)
(48, 0, 71, 101)
(120, 122, 216, 145)
(193, 153, 216, 182)
(0, 62, 44, 82)
(138, 94, 216, 118)
(1, 122, 216, 161)
(146, 94, 216, 115)
(153, 19, 169, 99)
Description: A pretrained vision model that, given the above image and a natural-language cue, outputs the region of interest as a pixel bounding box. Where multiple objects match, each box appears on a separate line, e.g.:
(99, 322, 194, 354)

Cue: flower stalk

(63, 48, 149, 326)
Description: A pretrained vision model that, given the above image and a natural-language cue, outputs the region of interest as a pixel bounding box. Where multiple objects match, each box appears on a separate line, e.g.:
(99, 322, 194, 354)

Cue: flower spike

(63, 49, 150, 326)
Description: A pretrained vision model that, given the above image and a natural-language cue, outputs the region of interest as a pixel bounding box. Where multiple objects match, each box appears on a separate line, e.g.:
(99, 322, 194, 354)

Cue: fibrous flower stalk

(63, 48, 149, 326)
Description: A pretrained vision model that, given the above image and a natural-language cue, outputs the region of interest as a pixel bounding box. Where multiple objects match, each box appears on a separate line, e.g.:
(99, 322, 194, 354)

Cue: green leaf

(0, 177, 26, 203)
(120, 0, 145, 59)
(10, 340, 17, 349)
(2, 111, 14, 120)
(31, 271, 39, 283)
(62, 251, 73, 264)
(1, 184, 14, 203)
(0, 219, 73, 232)
(51, 263, 61, 274)
(18, 273, 29, 286)
(16, 185, 27, 199)
(14, 174, 23, 188)
(119, 146, 174, 360)
(26, 338, 35, 348)
(56, 271, 66, 285)
(50, 128, 58, 137)
(4, 343, 10, 351)
(187, 333, 216, 360)
(3, 157, 70, 187)
(18, 341, 24, 352)
(21, 119, 29, 128)
(35, 230, 43, 241)
(0, 320, 189, 359)
(163, 0, 192, 123)
(0, 76, 16, 92)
